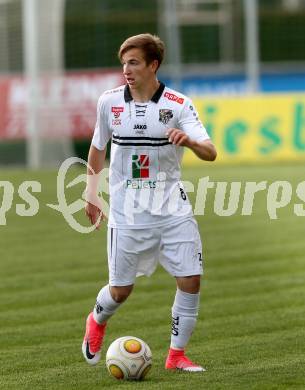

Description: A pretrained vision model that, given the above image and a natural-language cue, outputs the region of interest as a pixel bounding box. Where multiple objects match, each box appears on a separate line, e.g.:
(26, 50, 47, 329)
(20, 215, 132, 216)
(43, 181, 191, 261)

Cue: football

(106, 336, 152, 380)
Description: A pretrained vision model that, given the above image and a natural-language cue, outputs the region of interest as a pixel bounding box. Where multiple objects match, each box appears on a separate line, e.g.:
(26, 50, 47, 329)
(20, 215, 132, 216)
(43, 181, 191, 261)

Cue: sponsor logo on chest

(111, 106, 124, 125)
(132, 154, 149, 178)
(126, 154, 156, 189)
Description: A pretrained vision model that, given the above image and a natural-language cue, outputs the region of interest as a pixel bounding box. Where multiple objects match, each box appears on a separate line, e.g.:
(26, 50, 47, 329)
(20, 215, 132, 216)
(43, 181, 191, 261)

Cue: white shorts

(107, 218, 203, 286)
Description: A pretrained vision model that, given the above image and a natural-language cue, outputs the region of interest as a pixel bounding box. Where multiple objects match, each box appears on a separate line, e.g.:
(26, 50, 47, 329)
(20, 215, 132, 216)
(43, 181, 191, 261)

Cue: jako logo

(171, 316, 179, 336)
(134, 124, 147, 130)
(132, 155, 149, 178)
(164, 92, 184, 104)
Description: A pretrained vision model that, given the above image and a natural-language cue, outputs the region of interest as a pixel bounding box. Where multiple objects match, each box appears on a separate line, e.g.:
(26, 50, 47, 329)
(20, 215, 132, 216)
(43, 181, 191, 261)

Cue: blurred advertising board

(1, 73, 305, 164)
(184, 94, 305, 164)
(0, 71, 124, 140)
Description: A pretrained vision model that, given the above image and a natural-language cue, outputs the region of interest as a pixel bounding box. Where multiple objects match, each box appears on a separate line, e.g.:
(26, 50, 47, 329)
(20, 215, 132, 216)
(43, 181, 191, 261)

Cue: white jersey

(92, 82, 210, 229)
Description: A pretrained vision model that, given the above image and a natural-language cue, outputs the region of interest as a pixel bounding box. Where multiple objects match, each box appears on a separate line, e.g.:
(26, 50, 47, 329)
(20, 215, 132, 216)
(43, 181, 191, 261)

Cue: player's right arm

(85, 145, 107, 228)
(85, 92, 112, 228)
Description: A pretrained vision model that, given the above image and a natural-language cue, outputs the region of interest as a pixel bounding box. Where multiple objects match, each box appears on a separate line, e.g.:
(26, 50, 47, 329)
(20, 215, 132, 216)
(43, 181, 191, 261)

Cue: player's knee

(190, 275, 201, 292)
(110, 285, 133, 303)
(176, 275, 201, 294)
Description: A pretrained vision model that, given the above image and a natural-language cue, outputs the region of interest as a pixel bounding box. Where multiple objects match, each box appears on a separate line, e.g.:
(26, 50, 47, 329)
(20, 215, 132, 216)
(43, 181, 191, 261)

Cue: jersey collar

(124, 82, 165, 103)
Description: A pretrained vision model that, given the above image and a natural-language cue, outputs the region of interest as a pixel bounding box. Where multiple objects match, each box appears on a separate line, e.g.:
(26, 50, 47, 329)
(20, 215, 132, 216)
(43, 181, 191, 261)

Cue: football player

(82, 33, 217, 372)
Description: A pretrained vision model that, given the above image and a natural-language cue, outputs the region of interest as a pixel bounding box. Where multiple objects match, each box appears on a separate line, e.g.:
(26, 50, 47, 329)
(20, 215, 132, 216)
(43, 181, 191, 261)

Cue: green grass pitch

(0, 163, 305, 389)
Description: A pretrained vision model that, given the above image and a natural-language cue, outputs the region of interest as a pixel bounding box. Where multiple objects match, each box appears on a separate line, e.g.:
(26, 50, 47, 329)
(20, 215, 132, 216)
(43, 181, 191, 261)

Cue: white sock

(170, 289, 200, 350)
(93, 285, 121, 324)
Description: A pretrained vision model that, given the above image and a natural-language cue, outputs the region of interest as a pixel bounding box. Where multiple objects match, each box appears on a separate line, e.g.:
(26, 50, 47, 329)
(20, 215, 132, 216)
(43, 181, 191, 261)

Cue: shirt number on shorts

(198, 252, 203, 267)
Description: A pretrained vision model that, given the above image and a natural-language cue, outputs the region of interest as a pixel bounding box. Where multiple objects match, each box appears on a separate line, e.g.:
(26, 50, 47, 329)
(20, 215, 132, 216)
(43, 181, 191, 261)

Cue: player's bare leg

(82, 284, 133, 365)
(176, 275, 200, 294)
(165, 275, 205, 372)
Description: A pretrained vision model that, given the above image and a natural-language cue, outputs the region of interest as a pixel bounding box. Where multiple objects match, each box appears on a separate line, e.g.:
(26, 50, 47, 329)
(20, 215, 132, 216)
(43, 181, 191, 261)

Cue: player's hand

(84, 194, 106, 229)
(166, 128, 194, 147)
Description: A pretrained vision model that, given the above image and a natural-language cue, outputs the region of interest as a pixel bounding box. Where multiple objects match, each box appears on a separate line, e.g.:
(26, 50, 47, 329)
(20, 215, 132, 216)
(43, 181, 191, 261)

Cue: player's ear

(150, 59, 159, 73)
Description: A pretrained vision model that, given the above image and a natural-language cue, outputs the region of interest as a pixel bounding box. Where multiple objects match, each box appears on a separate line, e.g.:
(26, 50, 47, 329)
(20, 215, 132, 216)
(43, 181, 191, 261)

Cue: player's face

(122, 48, 157, 90)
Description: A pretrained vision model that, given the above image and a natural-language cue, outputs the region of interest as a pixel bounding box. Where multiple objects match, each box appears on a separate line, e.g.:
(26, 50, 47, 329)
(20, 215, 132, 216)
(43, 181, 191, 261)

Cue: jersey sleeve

(178, 98, 210, 142)
(91, 94, 112, 150)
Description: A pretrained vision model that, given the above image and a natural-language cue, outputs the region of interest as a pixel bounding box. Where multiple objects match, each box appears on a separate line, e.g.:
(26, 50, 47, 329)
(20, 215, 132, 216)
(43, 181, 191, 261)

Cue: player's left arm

(171, 97, 217, 161)
(167, 128, 217, 161)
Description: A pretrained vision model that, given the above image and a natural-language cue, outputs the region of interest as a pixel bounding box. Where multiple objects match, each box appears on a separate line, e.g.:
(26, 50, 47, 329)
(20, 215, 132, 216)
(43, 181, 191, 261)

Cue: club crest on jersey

(159, 109, 173, 125)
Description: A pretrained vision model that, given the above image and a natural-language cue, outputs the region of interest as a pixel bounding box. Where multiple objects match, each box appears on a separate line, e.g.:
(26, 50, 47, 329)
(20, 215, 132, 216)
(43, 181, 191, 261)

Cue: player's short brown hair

(118, 33, 165, 70)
